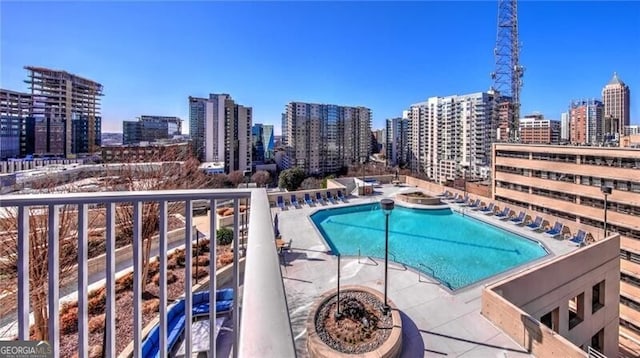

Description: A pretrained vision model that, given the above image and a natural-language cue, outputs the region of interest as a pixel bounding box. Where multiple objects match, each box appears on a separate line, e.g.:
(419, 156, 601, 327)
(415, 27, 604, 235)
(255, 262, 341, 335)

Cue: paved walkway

(276, 184, 579, 357)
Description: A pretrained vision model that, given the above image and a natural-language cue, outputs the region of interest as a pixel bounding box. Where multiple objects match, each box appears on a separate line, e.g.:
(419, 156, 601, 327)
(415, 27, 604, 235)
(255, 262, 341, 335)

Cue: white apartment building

(407, 91, 498, 183)
(385, 117, 409, 167)
(282, 102, 371, 175)
(561, 111, 570, 141)
(189, 93, 252, 173)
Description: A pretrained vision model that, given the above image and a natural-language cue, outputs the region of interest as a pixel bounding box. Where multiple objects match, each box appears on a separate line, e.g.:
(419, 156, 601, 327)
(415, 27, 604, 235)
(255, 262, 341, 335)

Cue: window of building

(590, 328, 604, 354)
(592, 280, 605, 313)
(568, 293, 585, 329)
(540, 307, 559, 333)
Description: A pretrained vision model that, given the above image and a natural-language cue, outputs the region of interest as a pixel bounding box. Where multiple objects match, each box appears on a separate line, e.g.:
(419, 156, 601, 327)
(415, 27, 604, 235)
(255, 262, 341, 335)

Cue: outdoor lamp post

(601, 185, 612, 237)
(380, 198, 395, 314)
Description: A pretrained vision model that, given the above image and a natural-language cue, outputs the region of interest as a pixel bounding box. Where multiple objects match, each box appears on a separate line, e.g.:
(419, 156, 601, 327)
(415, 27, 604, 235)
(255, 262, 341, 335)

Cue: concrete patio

(275, 184, 580, 357)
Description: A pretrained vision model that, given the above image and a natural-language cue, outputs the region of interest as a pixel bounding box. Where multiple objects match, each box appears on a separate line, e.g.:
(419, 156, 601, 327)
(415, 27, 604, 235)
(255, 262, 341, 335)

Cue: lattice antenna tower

(490, 0, 524, 142)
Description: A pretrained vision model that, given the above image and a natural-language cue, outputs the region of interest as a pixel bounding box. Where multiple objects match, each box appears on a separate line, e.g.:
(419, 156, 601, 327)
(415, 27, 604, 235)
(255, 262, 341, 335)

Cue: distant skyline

(1, 1, 639, 135)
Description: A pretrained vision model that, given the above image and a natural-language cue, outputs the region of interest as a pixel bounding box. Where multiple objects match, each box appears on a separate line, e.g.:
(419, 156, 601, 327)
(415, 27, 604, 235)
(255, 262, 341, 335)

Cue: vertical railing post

(77, 203, 89, 358)
(209, 199, 218, 358)
(17, 205, 30, 340)
(158, 200, 168, 356)
(232, 198, 241, 358)
(184, 200, 193, 356)
(47, 205, 60, 357)
(132, 201, 143, 358)
(104, 202, 116, 358)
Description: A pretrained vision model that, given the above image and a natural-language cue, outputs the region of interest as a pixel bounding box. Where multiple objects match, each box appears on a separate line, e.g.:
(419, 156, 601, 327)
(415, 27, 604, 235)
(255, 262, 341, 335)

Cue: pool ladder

(418, 263, 454, 290)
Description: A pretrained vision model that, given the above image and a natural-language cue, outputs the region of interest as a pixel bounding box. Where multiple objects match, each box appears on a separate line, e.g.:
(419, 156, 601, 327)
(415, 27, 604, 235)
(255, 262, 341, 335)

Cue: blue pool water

(310, 203, 548, 290)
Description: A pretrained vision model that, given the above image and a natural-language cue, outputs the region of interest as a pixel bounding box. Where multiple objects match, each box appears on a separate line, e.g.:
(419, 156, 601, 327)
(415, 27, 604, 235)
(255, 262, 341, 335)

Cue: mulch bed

(315, 290, 392, 354)
(56, 243, 234, 358)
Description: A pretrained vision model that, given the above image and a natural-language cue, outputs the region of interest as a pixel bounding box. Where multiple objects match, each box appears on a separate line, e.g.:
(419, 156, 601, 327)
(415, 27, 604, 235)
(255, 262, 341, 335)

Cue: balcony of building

(0, 188, 295, 358)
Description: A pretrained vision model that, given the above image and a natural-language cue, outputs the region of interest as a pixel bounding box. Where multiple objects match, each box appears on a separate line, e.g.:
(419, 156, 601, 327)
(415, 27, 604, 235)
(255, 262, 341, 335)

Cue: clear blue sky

(2, 1, 639, 134)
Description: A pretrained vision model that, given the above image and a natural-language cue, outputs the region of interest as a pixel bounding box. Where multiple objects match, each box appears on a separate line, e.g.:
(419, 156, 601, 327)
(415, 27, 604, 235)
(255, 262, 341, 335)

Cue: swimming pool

(310, 203, 548, 290)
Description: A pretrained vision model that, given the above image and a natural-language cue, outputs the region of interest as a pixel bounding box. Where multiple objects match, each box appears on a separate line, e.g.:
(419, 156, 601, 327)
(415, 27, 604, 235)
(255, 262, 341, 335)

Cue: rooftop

(276, 185, 580, 356)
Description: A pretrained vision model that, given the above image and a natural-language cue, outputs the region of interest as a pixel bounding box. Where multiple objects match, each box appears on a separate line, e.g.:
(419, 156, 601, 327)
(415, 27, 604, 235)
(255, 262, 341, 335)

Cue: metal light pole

(380, 198, 395, 315)
(601, 185, 612, 237)
(361, 156, 366, 195)
(335, 254, 341, 319)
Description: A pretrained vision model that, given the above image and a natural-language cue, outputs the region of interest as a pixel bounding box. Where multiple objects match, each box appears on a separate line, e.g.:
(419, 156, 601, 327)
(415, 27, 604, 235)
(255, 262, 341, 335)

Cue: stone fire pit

(396, 191, 442, 205)
(306, 285, 402, 357)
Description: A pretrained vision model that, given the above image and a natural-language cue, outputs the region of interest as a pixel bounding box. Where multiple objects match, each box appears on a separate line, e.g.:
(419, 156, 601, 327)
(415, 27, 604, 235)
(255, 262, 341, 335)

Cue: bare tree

(251, 170, 271, 187)
(227, 170, 245, 187)
(0, 178, 98, 340)
(104, 149, 212, 293)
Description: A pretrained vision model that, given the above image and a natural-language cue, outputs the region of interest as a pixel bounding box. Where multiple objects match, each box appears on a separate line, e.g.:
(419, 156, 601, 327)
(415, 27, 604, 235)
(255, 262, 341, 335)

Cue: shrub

(193, 238, 210, 253)
(88, 291, 106, 315)
(152, 271, 178, 286)
(147, 260, 160, 277)
(192, 266, 208, 280)
(60, 301, 78, 316)
(167, 258, 177, 270)
(216, 228, 233, 246)
(89, 345, 103, 358)
(143, 299, 160, 315)
(217, 252, 234, 268)
(60, 307, 78, 334)
(88, 314, 105, 334)
(194, 255, 210, 267)
(116, 273, 134, 293)
(88, 287, 106, 300)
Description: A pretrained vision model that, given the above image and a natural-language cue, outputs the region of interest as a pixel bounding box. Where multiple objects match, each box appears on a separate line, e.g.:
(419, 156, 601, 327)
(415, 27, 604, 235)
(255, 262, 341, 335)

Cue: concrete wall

(0, 159, 84, 173)
(482, 235, 620, 357)
(266, 180, 347, 207)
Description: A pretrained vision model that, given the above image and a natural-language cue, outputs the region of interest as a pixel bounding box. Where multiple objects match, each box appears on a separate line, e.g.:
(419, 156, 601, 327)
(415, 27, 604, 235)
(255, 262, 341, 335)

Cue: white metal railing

(0, 189, 295, 358)
(587, 346, 607, 358)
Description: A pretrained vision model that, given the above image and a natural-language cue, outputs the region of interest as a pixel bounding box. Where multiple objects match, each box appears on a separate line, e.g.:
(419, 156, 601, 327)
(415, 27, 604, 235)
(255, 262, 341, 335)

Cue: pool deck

(275, 184, 579, 357)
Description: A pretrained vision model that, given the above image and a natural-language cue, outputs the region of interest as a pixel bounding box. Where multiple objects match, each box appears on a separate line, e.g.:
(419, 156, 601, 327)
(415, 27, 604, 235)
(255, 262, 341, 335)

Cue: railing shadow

(397, 311, 428, 356)
(419, 329, 529, 354)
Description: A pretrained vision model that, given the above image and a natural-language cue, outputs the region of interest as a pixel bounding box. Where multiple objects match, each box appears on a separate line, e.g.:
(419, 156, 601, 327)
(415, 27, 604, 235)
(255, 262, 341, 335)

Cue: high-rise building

(492, 143, 640, 349)
(262, 124, 275, 160)
(518, 114, 560, 144)
(0, 89, 31, 159)
(123, 115, 182, 145)
(282, 102, 371, 175)
(251, 123, 275, 163)
(24, 66, 103, 158)
(569, 99, 604, 145)
(560, 111, 570, 142)
(385, 117, 409, 167)
(602, 72, 631, 138)
(189, 94, 252, 172)
(407, 91, 498, 183)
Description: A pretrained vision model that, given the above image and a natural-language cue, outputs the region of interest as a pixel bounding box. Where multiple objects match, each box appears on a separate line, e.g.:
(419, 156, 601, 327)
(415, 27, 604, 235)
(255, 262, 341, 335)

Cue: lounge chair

(494, 207, 511, 220)
(276, 196, 285, 210)
(467, 199, 481, 209)
(337, 191, 346, 202)
(526, 216, 543, 231)
(326, 191, 336, 204)
(304, 193, 314, 206)
(277, 239, 292, 253)
(479, 203, 495, 214)
(438, 190, 451, 198)
(455, 195, 469, 204)
(315, 192, 325, 205)
(290, 195, 299, 208)
(444, 193, 458, 202)
(509, 211, 527, 225)
(544, 222, 564, 238)
(570, 230, 587, 246)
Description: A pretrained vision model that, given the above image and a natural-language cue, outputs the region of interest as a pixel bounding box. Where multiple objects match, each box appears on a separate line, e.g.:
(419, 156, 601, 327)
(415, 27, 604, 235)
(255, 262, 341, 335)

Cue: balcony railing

(0, 188, 295, 358)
